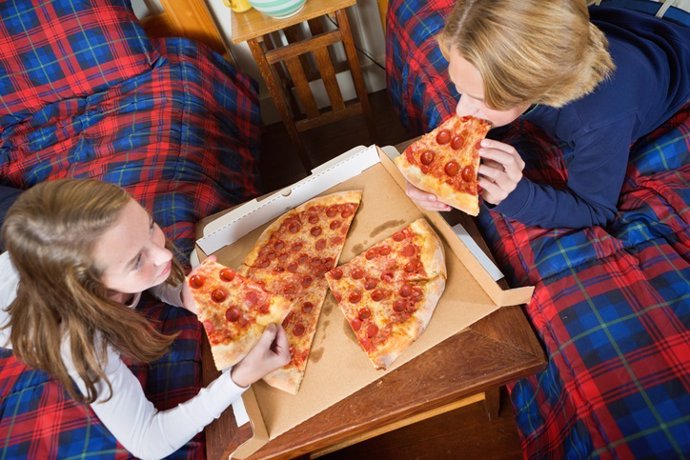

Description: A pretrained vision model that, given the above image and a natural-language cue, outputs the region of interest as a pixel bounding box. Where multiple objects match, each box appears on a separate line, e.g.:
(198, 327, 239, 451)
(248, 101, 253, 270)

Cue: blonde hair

(2, 179, 184, 403)
(439, 0, 615, 110)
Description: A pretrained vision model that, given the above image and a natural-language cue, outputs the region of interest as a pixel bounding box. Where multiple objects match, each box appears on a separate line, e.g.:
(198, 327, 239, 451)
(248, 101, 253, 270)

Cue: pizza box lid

(193, 144, 534, 459)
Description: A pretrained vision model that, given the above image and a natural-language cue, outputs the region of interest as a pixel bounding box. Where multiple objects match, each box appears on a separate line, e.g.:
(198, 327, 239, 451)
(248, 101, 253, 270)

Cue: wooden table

(230, 0, 374, 171)
(200, 142, 546, 458)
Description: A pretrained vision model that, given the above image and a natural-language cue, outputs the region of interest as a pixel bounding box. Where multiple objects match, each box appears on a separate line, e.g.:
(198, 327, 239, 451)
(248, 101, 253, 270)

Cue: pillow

(0, 0, 160, 123)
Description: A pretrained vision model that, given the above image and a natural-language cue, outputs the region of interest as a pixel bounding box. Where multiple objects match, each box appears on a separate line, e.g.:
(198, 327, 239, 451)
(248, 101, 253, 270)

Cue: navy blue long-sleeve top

(493, 6, 690, 229)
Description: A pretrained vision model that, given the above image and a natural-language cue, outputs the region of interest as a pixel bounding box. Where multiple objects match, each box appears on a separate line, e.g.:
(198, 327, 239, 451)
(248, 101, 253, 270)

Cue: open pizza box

(193, 144, 534, 459)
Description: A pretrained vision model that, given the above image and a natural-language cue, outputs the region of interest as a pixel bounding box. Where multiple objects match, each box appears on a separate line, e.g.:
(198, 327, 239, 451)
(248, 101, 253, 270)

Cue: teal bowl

(248, 0, 307, 19)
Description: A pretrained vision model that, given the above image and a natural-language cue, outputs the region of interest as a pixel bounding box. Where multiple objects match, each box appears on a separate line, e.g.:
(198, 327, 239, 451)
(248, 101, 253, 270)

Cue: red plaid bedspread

(386, 0, 690, 457)
(1, 4, 261, 456)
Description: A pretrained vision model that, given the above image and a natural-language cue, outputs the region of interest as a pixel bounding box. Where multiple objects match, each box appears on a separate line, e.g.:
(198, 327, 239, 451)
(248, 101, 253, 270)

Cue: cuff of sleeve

(493, 178, 532, 218)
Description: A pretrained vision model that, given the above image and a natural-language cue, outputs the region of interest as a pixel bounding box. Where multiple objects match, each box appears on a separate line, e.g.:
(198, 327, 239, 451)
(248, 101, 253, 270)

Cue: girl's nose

(151, 244, 172, 267)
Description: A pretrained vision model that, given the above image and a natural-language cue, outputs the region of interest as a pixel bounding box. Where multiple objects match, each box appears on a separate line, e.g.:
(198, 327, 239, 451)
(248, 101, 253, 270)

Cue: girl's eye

(134, 254, 143, 270)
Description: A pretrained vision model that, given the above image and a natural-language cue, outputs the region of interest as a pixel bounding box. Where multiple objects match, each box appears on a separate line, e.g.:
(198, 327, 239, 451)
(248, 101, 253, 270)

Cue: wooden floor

(259, 90, 523, 460)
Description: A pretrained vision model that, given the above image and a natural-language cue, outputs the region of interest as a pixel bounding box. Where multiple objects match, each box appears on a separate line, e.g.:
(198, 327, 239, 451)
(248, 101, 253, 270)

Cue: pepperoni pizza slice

(394, 115, 492, 216)
(325, 218, 446, 369)
(239, 190, 362, 394)
(187, 258, 291, 370)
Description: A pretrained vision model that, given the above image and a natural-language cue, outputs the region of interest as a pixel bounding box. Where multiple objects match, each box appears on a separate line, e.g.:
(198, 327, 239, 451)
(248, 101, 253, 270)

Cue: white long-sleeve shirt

(0, 251, 245, 459)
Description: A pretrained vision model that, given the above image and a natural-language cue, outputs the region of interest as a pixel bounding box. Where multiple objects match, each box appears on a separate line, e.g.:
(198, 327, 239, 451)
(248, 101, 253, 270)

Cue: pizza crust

(395, 156, 480, 216)
(367, 266, 447, 369)
(409, 218, 447, 280)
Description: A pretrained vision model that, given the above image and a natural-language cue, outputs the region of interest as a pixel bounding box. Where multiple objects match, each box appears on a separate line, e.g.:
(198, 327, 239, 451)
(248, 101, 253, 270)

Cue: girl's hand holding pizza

(477, 139, 525, 206)
(230, 323, 291, 387)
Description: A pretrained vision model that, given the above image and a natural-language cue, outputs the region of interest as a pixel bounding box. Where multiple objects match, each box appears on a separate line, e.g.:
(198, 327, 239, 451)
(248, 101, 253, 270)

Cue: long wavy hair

(438, 0, 615, 110)
(2, 179, 185, 403)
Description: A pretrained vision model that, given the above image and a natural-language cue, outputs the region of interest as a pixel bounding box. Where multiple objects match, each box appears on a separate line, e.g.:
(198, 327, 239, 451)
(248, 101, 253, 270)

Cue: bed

(384, 0, 690, 458)
(0, 0, 261, 457)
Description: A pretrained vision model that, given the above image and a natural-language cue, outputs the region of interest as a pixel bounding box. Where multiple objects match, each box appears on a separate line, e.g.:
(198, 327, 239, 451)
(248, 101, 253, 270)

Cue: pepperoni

(292, 242, 304, 251)
(203, 320, 215, 332)
(330, 220, 341, 230)
(358, 307, 371, 320)
(366, 324, 379, 338)
(392, 231, 406, 242)
(225, 307, 241, 322)
(293, 323, 306, 336)
(331, 236, 344, 246)
(189, 274, 205, 288)
(380, 271, 394, 282)
(420, 150, 434, 165)
(257, 258, 270, 268)
(211, 288, 227, 303)
(245, 290, 260, 305)
(330, 267, 343, 280)
(302, 301, 314, 313)
(341, 208, 354, 218)
(308, 214, 319, 224)
(258, 302, 270, 314)
(310, 226, 322, 237)
(402, 244, 416, 257)
(326, 205, 339, 217)
(278, 252, 289, 261)
(421, 165, 430, 174)
(315, 238, 326, 250)
(405, 261, 418, 273)
(351, 267, 364, 279)
(393, 299, 406, 312)
(287, 262, 299, 273)
(445, 161, 460, 176)
(219, 268, 235, 282)
(365, 249, 378, 260)
(400, 284, 413, 297)
(274, 240, 285, 250)
(287, 221, 301, 233)
(364, 278, 378, 290)
(298, 254, 309, 264)
(450, 135, 465, 150)
(436, 129, 451, 145)
(379, 245, 391, 256)
(371, 289, 386, 301)
(301, 276, 313, 287)
(461, 165, 475, 183)
(284, 283, 298, 295)
(351, 318, 362, 331)
(349, 291, 362, 303)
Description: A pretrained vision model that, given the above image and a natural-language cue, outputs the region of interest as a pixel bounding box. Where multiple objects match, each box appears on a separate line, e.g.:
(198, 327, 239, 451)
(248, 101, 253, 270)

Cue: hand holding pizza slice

(187, 258, 292, 371)
(394, 115, 492, 216)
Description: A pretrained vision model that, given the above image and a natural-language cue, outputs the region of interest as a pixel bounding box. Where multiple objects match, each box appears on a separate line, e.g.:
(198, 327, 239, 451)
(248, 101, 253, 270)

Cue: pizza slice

(394, 115, 492, 216)
(187, 258, 291, 370)
(325, 218, 447, 369)
(240, 190, 362, 394)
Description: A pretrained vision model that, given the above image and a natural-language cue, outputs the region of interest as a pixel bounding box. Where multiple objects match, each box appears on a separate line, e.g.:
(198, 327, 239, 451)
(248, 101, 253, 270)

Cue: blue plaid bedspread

(386, 0, 690, 457)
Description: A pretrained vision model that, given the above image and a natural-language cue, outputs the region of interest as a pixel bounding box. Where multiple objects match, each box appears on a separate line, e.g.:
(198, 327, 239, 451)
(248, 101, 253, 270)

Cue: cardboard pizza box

(194, 144, 534, 459)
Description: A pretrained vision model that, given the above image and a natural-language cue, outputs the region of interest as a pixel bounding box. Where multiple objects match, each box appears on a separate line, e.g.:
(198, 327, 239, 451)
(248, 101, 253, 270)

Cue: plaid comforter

(1, 1, 261, 457)
(387, 0, 690, 457)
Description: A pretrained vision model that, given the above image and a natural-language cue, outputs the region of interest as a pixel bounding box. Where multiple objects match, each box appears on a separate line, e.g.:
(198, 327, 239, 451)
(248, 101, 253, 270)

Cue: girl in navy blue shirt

(406, 0, 690, 228)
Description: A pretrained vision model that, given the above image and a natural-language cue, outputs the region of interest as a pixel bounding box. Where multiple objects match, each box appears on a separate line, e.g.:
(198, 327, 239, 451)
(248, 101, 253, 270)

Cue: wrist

(230, 365, 252, 388)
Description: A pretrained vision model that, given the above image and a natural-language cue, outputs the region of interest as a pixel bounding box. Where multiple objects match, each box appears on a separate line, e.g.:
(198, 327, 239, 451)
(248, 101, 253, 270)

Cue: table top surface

(200, 140, 546, 460)
(230, 0, 357, 44)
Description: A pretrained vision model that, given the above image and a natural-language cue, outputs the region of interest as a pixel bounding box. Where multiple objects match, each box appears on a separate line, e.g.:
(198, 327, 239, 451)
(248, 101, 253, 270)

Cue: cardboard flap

(197, 145, 378, 256)
(231, 388, 270, 459)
